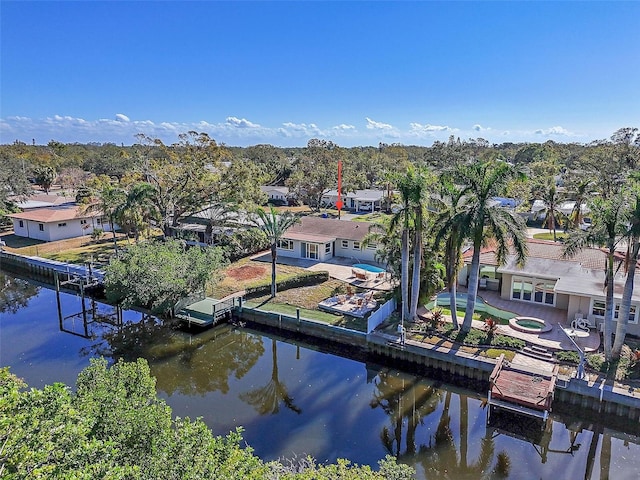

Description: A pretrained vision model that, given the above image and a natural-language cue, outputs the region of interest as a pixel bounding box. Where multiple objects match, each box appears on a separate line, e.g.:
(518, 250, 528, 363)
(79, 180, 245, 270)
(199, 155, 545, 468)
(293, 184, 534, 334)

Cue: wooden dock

(488, 354, 558, 421)
(175, 297, 238, 327)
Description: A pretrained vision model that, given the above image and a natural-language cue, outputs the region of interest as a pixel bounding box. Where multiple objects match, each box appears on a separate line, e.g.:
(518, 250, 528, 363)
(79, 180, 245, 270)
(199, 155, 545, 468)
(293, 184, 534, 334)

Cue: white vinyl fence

(367, 297, 396, 333)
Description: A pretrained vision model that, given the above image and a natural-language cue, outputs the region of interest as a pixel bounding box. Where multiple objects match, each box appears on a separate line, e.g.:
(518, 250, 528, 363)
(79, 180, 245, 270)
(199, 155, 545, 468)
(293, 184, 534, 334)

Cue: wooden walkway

(488, 354, 558, 421)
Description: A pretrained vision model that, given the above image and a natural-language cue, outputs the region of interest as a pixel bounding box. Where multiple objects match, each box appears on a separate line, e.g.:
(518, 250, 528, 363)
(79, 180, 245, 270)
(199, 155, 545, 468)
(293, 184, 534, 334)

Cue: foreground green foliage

(105, 239, 226, 315)
(0, 359, 413, 480)
(439, 324, 526, 349)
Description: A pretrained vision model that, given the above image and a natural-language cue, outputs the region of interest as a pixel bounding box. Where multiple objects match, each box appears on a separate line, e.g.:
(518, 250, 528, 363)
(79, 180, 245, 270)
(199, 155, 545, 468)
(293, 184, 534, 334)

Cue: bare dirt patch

(227, 264, 266, 281)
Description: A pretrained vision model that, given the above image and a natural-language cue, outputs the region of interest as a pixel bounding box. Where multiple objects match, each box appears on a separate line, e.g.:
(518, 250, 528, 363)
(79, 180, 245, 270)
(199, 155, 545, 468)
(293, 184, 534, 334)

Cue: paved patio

(429, 287, 601, 353)
(251, 252, 395, 291)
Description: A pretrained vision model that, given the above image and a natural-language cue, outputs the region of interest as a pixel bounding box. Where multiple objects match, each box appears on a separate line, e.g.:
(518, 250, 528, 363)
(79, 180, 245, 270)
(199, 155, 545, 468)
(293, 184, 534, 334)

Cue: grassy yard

(243, 296, 368, 332)
(41, 240, 130, 264)
(212, 257, 372, 331)
(532, 232, 570, 242)
(209, 257, 313, 299)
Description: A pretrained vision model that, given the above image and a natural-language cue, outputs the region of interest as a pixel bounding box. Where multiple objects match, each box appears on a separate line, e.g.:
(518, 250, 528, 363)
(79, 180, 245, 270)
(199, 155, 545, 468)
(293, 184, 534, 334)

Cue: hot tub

(509, 316, 552, 334)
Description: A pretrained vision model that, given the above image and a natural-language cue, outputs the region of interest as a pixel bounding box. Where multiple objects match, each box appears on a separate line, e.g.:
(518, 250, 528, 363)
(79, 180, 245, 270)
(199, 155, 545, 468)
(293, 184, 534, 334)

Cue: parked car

(580, 217, 592, 230)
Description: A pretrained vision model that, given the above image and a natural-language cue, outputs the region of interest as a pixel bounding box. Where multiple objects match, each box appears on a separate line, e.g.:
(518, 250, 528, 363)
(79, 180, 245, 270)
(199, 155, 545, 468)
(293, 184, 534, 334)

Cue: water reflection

(87, 321, 265, 396)
(3, 270, 640, 479)
(370, 369, 440, 457)
(240, 339, 302, 415)
(0, 270, 39, 314)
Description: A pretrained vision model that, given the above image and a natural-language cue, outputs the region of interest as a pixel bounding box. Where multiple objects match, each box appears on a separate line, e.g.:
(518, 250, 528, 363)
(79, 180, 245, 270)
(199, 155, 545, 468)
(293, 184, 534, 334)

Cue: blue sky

(1, 1, 638, 147)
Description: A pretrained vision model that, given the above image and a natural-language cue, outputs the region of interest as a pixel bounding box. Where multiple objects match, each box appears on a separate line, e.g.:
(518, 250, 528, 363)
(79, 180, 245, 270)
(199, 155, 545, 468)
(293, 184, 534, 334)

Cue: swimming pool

(425, 292, 518, 321)
(353, 263, 385, 273)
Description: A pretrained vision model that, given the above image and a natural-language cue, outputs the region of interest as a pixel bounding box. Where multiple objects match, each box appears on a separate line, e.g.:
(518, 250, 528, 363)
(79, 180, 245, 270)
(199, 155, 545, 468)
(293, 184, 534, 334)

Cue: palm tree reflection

(240, 339, 301, 415)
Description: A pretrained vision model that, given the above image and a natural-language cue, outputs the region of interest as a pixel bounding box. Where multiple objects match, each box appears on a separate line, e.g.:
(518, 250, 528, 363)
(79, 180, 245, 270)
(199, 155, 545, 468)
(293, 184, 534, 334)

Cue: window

(306, 243, 318, 260)
(325, 243, 331, 254)
(353, 241, 360, 250)
(614, 304, 638, 324)
(58, 223, 67, 227)
(511, 277, 555, 306)
(19, 220, 24, 228)
(367, 242, 377, 250)
(80, 219, 87, 225)
(38, 224, 44, 231)
(276, 239, 294, 250)
(96, 218, 102, 224)
(341, 240, 349, 249)
(592, 300, 605, 317)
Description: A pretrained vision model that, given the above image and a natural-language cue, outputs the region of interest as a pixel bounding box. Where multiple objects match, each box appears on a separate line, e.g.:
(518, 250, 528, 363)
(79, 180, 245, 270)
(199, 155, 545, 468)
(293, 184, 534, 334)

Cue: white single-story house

(260, 186, 292, 204)
(321, 189, 389, 212)
(460, 239, 640, 336)
(8, 205, 114, 242)
(279, 216, 378, 263)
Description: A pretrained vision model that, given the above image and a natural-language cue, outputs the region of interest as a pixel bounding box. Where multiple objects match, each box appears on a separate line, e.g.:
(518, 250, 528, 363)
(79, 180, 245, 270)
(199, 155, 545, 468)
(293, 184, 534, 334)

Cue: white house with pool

(459, 238, 640, 336)
(278, 216, 378, 264)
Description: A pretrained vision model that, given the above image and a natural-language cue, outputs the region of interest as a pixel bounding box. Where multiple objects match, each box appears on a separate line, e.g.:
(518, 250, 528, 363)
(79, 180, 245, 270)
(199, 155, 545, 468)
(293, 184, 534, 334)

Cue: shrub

(484, 349, 516, 361)
(428, 308, 444, 330)
(556, 351, 580, 364)
(245, 271, 330, 297)
(490, 335, 526, 349)
(484, 317, 499, 336)
(587, 353, 605, 372)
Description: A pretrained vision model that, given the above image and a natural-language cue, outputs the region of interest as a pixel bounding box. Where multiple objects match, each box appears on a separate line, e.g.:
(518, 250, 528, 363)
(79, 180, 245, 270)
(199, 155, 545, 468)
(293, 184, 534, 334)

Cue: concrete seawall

(237, 306, 640, 423)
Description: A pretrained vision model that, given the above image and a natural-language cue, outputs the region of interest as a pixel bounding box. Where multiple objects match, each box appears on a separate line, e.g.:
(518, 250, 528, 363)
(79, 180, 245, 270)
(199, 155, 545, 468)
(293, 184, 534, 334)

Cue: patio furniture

(479, 277, 488, 289)
(571, 317, 590, 332)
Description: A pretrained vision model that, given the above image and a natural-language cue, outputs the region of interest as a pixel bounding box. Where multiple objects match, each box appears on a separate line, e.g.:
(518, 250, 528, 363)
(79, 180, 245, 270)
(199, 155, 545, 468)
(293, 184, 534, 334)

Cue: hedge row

(245, 270, 330, 296)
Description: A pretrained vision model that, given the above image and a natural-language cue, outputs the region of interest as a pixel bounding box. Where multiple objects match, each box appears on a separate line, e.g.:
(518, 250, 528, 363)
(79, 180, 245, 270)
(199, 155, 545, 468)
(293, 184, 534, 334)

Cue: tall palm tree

(408, 167, 433, 320)
(564, 194, 627, 360)
(612, 183, 640, 356)
(250, 206, 299, 298)
(116, 182, 158, 242)
(538, 183, 564, 242)
(195, 202, 237, 245)
(391, 171, 414, 321)
(82, 183, 126, 253)
(567, 178, 591, 229)
(454, 161, 528, 333)
(434, 181, 467, 330)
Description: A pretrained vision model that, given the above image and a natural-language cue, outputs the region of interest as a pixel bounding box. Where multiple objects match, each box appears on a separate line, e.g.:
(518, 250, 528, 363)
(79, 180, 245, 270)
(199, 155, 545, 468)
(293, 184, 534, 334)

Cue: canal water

(1, 270, 639, 479)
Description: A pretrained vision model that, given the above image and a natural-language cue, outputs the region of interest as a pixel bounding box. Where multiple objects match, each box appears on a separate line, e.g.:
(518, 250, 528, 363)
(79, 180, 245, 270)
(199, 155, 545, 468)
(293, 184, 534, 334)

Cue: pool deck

(251, 252, 395, 291)
(422, 287, 600, 353)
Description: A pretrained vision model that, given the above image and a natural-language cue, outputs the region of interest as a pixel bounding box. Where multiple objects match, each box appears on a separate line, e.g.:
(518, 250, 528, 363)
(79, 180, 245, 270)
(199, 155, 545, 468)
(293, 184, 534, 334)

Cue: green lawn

(532, 232, 569, 241)
(243, 297, 368, 332)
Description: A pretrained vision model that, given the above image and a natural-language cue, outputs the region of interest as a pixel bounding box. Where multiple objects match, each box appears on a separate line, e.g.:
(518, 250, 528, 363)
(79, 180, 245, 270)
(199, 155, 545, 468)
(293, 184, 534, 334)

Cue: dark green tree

(104, 239, 226, 316)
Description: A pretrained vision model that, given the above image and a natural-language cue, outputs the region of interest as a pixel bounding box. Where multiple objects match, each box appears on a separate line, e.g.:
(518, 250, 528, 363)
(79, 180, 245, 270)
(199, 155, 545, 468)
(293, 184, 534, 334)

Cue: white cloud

(225, 116, 261, 129)
(366, 117, 393, 130)
(0, 114, 598, 147)
(332, 123, 356, 131)
(279, 122, 324, 137)
(409, 122, 452, 133)
(535, 126, 571, 136)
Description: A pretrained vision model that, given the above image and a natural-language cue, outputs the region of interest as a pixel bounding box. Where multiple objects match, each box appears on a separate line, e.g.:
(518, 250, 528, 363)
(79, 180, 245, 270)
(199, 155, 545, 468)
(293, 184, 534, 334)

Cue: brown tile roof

(283, 216, 371, 242)
(8, 205, 100, 223)
(463, 238, 609, 270)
